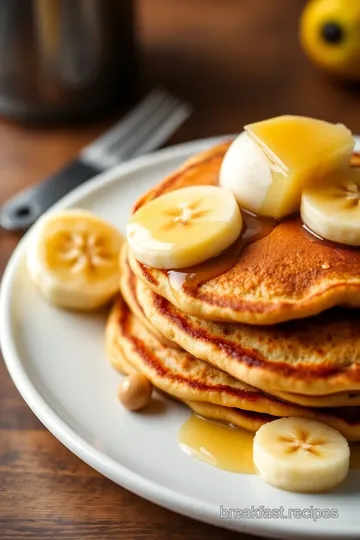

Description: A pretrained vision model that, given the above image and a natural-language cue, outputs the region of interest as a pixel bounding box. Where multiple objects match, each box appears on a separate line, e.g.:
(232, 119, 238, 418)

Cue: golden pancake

(122, 243, 360, 407)
(119, 243, 178, 349)
(106, 295, 360, 441)
(129, 142, 360, 325)
(136, 268, 360, 399)
(107, 296, 301, 416)
(184, 402, 271, 433)
(106, 297, 272, 433)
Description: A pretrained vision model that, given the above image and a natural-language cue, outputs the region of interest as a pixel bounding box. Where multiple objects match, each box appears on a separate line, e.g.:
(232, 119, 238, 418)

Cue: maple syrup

(165, 172, 360, 294)
(167, 210, 276, 291)
(179, 415, 254, 474)
(179, 414, 360, 473)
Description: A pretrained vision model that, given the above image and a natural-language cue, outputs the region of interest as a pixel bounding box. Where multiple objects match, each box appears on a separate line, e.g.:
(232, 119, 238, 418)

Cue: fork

(0, 89, 192, 232)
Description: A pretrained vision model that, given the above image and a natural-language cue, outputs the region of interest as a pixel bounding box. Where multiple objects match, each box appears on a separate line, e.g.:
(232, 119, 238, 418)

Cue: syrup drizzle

(165, 208, 360, 295)
(167, 211, 276, 291)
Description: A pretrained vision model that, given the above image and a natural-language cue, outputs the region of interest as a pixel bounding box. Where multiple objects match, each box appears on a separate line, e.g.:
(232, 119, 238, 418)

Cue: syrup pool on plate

(179, 415, 254, 474)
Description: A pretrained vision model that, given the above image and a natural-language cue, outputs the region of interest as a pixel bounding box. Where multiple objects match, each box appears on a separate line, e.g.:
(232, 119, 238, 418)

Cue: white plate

(1, 136, 360, 540)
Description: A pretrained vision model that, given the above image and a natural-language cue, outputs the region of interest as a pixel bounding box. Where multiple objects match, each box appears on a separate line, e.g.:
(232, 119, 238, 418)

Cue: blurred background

(4, 0, 360, 253)
(141, 0, 360, 132)
(1, 0, 360, 202)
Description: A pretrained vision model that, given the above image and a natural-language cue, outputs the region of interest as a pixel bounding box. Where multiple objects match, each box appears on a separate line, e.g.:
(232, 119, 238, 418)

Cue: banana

(301, 168, 360, 246)
(253, 417, 350, 493)
(127, 186, 242, 269)
(219, 131, 274, 214)
(27, 209, 124, 310)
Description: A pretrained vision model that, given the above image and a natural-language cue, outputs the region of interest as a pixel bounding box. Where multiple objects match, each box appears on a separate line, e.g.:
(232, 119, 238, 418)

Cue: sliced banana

(27, 209, 124, 311)
(301, 169, 360, 246)
(253, 417, 350, 493)
(127, 186, 242, 269)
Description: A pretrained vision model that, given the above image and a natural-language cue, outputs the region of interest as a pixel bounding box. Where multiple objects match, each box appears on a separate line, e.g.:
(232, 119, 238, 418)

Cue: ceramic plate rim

(1, 135, 360, 540)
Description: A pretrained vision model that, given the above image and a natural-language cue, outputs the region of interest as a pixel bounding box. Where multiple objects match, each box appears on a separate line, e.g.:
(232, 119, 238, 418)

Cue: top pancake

(129, 142, 360, 325)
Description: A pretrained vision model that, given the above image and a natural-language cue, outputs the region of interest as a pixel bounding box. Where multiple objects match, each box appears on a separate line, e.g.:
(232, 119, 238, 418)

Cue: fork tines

(81, 89, 192, 170)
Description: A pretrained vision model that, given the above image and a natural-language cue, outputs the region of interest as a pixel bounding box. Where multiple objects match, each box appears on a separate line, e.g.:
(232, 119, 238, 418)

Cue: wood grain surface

(1, 1, 360, 538)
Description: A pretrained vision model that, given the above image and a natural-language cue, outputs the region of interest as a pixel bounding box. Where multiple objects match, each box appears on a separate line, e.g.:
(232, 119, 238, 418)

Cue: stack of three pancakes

(106, 142, 360, 441)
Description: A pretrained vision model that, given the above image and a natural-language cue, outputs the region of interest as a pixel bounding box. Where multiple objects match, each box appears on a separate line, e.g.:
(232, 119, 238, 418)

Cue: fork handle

(0, 159, 101, 231)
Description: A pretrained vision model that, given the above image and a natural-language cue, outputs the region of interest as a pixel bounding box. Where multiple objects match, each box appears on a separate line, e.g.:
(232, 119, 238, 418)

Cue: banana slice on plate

(253, 417, 350, 493)
(301, 169, 360, 246)
(27, 209, 124, 311)
(127, 186, 242, 269)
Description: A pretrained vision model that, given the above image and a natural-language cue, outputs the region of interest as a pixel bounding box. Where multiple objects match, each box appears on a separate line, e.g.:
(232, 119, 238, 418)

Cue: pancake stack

(106, 142, 360, 440)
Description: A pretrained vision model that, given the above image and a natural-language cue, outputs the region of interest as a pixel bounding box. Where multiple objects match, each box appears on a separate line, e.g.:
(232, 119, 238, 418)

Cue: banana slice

(27, 209, 124, 311)
(253, 417, 350, 493)
(127, 186, 242, 269)
(301, 169, 360, 246)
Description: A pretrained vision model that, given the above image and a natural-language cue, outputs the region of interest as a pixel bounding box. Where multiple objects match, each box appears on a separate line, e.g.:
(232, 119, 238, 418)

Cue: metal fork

(0, 89, 192, 232)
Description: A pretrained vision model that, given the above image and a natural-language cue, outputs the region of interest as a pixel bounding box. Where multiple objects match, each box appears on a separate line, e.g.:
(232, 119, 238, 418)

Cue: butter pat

(220, 116, 354, 219)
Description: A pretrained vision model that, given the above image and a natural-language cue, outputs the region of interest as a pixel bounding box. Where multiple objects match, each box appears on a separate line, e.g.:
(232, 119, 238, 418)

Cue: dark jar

(0, 0, 137, 123)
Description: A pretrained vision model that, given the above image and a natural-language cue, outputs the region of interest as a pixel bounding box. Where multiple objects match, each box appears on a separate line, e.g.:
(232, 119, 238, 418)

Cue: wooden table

(1, 1, 360, 538)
